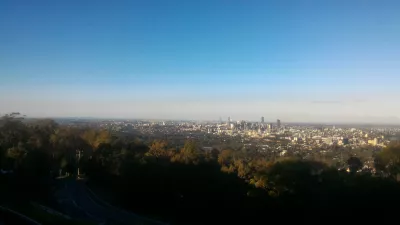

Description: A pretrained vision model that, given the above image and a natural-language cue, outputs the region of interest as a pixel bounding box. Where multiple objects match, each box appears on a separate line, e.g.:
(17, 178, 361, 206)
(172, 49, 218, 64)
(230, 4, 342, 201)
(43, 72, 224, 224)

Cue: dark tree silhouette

(347, 156, 363, 173)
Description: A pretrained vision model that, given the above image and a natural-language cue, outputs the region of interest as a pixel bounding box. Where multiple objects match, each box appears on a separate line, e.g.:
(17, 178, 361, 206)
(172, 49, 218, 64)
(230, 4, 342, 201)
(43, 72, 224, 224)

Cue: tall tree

(375, 144, 400, 180)
(81, 129, 111, 150)
(147, 140, 169, 159)
(347, 156, 363, 173)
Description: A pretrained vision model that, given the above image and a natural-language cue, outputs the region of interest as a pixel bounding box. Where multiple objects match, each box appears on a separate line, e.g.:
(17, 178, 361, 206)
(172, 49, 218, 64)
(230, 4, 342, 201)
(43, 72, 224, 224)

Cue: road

(0, 206, 41, 225)
(56, 178, 167, 225)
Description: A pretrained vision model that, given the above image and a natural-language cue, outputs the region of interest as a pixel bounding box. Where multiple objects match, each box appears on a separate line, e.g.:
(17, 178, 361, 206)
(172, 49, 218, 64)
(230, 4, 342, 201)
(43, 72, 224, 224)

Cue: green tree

(6, 145, 27, 170)
(265, 159, 327, 196)
(375, 144, 400, 179)
(147, 140, 169, 159)
(347, 156, 363, 173)
(171, 140, 200, 164)
(81, 129, 111, 150)
(217, 149, 234, 166)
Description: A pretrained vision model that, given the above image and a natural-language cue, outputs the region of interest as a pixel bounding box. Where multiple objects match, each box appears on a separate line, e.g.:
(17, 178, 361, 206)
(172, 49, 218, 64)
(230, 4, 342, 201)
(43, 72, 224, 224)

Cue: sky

(0, 0, 399, 123)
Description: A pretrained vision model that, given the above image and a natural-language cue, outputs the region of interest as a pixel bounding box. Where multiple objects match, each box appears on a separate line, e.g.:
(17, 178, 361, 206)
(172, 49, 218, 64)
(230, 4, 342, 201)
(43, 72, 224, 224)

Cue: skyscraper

(277, 119, 281, 128)
(261, 116, 264, 123)
(267, 123, 272, 132)
(228, 117, 231, 125)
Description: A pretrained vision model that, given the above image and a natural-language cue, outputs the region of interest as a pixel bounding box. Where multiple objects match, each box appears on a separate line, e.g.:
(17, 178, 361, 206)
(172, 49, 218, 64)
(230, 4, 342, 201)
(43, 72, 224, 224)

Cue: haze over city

(1, 0, 399, 123)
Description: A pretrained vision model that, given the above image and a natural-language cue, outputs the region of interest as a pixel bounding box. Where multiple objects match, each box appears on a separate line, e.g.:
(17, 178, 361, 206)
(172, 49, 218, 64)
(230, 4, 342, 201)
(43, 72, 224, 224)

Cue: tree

(58, 156, 68, 175)
(250, 173, 269, 189)
(233, 159, 251, 178)
(81, 129, 111, 150)
(375, 144, 400, 179)
(347, 156, 363, 173)
(6, 145, 27, 170)
(217, 149, 234, 166)
(0, 113, 28, 150)
(147, 140, 169, 159)
(49, 127, 91, 175)
(171, 140, 200, 164)
(265, 159, 327, 196)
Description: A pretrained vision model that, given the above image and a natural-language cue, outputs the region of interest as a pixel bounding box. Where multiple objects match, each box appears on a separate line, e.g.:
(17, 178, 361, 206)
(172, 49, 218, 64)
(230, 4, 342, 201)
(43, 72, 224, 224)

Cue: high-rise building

(261, 116, 265, 123)
(240, 120, 246, 130)
(267, 123, 272, 132)
(277, 119, 281, 128)
(228, 117, 231, 125)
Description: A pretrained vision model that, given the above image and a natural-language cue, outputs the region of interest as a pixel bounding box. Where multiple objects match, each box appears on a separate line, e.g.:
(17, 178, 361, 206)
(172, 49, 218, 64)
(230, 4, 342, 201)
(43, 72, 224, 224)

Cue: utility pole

(76, 149, 82, 176)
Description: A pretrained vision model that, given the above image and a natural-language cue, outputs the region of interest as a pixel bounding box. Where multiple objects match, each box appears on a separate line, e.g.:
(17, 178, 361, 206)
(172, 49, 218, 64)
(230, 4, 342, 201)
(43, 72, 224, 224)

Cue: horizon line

(23, 116, 400, 126)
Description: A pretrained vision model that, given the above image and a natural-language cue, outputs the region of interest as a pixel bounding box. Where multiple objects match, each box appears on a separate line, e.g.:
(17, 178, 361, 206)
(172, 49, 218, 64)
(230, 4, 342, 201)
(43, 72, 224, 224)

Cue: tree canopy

(1, 114, 400, 225)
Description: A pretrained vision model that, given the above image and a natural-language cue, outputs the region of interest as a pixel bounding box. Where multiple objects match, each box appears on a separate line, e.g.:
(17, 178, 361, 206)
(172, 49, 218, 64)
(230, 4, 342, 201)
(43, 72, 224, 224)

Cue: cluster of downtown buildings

(54, 117, 400, 169)
(63, 117, 399, 150)
(57, 117, 400, 170)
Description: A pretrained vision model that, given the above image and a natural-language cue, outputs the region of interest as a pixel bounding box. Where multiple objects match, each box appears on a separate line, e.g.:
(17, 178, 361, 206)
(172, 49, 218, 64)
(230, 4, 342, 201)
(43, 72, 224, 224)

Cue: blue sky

(0, 0, 399, 122)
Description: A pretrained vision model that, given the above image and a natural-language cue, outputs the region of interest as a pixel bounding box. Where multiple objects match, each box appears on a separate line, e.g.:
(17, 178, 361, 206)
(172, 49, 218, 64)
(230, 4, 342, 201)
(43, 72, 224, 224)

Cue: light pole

(76, 149, 82, 176)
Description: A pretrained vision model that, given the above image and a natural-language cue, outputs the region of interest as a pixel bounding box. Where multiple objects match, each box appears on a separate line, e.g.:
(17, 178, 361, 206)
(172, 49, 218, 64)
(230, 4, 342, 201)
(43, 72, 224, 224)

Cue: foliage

(2, 113, 400, 224)
(81, 129, 111, 150)
(375, 144, 400, 179)
(347, 156, 363, 173)
(83, 135, 400, 224)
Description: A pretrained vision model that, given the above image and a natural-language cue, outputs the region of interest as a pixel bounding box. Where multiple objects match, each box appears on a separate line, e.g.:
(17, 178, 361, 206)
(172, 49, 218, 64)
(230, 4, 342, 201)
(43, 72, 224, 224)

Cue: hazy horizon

(1, 1, 399, 122)
(23, 113, 400, 125)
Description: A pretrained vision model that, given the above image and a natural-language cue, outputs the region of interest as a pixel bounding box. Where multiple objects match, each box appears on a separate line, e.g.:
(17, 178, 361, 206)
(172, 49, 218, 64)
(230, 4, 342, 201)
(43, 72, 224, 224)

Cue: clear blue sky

(1, 0, 399, 122)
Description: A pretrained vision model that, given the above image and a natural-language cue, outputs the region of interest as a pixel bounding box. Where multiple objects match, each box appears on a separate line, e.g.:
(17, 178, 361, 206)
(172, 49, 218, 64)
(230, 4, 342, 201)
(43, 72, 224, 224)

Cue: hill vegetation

(1, 113, 400, 224)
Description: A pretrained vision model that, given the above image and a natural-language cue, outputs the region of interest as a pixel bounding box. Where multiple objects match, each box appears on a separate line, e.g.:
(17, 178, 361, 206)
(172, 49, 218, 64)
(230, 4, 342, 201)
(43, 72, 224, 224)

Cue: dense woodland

(2, 113, 400, 224)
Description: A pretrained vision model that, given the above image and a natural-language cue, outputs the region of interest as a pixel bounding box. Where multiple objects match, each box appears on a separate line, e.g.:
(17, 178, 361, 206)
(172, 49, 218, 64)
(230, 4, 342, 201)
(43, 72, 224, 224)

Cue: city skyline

(1, 1, 400, 121)
(24, 114, 400, 125)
